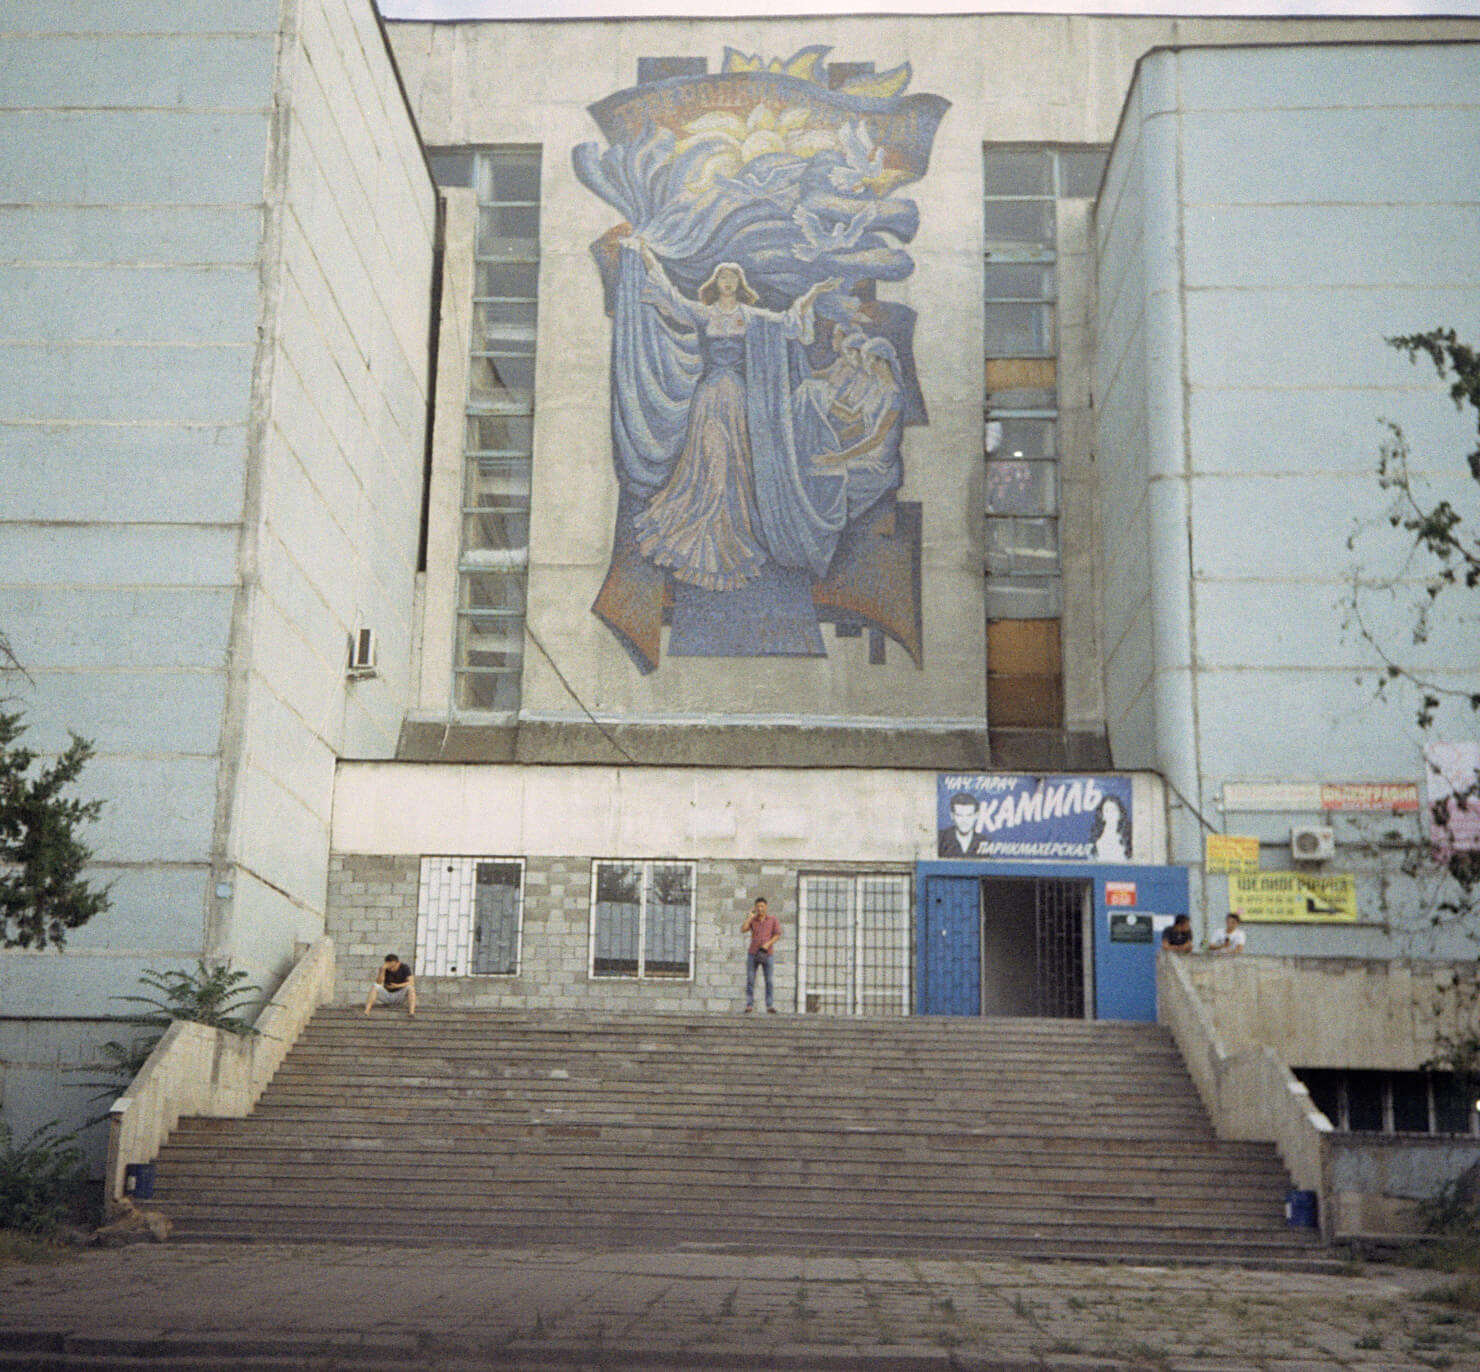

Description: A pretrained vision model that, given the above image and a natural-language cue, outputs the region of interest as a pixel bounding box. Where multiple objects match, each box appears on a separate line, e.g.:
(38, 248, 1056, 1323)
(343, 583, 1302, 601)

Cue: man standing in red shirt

(742, 897, 781, 1013)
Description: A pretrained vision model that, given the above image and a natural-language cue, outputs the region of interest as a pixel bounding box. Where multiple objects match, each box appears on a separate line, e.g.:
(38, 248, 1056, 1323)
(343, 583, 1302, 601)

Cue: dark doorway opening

(981, 877, 1089, 1018)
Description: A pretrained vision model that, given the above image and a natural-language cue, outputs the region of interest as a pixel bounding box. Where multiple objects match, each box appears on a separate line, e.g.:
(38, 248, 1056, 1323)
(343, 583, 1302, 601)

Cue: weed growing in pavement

(1009, 1291, 1040, 1324)
(0, 1231, 77, 1266)
(1109, 1339, 1170, 1371)
(1414, 1278, 1480, 1308)
(1419, 1276, 1480, 1311)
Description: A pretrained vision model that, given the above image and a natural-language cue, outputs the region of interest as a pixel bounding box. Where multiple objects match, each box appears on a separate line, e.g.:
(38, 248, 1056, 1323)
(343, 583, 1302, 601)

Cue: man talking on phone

(741, 897, 781, 1013)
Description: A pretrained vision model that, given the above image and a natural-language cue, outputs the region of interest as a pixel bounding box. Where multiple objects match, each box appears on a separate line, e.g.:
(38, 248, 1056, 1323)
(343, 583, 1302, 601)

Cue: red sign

(1320, 783, 1420, 812)
(1105, 881, 1137, 907)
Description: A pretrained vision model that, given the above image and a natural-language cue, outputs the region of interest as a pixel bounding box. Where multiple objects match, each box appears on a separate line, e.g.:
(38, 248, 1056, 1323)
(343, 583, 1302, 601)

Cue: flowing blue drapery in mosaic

(576, 47, 948, 670)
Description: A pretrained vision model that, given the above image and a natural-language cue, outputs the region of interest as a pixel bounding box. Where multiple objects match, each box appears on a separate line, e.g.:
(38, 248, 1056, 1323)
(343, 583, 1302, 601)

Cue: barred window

(416, 857, 524, 976)
(798, 873, 911, 1016)
(590, 861, 695, 979)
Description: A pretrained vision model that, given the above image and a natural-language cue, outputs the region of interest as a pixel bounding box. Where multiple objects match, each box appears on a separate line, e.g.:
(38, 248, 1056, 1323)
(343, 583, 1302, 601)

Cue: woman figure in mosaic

(623, 239, 841, 591)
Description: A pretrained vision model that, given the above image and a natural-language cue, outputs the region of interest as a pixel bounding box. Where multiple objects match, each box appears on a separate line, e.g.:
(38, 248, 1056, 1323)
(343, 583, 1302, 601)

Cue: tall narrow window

(429, 147, 541, 713)
(983, 146, 1105, 729)
(590, 861, 695, 979)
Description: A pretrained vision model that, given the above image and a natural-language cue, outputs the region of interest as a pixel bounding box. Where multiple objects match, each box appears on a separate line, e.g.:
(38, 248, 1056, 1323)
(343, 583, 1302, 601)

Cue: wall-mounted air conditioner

(1290, 824, 1334, 863)
(348, 627, 378, 677)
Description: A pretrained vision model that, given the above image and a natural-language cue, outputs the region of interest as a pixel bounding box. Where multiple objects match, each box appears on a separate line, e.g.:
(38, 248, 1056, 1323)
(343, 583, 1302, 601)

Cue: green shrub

(0, 1121, 86, 1236)
(89, 961, 261, 1105)
(1418, 1162, 1480, 1238)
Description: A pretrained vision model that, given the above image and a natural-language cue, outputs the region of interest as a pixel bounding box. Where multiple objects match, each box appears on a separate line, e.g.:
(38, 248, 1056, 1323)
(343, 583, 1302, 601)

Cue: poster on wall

(574, 47, 949, 672)
(1229, 872, 1358, 923)
(1205, 834, 1259, 874)
(936, 774, 1133, 862)
(1424, 741, 1480, 857)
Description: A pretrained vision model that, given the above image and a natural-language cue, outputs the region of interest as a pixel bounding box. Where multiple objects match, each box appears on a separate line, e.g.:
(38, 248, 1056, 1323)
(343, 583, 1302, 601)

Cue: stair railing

(103, 937, 336, 1213)
(1157, 949, 1333, 1240)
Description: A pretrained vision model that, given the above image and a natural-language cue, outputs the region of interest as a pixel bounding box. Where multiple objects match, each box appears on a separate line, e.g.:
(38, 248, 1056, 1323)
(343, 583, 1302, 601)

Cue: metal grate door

(799, 874, 911, 1016)
(1034, 878, 1086, 1018)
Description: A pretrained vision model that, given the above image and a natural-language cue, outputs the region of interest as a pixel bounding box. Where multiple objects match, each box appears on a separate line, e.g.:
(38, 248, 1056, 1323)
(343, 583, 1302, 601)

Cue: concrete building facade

(0, 0, 435, 1157)
(1, 4, 1477, 1164)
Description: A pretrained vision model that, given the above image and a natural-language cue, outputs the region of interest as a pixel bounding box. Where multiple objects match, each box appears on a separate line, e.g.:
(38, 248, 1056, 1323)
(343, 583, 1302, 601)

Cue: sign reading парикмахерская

(936, 775, 1133, 862)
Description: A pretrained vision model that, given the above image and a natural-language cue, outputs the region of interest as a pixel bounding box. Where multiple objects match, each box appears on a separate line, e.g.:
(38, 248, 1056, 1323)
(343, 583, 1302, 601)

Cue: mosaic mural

(575, 47, 949, 670)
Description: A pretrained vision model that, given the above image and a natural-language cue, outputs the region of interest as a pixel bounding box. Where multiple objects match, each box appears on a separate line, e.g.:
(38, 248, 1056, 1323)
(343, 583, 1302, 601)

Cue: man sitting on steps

(365, 952, 416, 1017)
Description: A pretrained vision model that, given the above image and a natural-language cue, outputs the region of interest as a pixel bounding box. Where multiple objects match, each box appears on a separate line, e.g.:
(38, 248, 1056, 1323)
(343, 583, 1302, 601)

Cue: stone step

(152, 1193, 1303, 1237)
(147, 1180, 1290, 1226)
(161, 1111, 1279, 1151)
(283, 1058, 1187, 1083)
(156, 1211, 1321, 1262)
(255, 1096, 1211, 1127)
(159, 1120, 1267, 1162)
(144, 1007, 1316, 1263)
(150, 1149, 1289, 1192)
(262, 1056, 1201, 1080)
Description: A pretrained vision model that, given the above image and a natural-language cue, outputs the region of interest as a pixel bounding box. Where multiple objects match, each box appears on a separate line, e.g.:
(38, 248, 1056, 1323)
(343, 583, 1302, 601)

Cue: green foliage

(90, 961, 262, 1102)
(1348, 331, 1480, 733)
(1413, 1162, 1480, 1276)
(1391, 329, 1480, 482)
(0, 1230, 77, 1265)
(0, 1121, 86, 1237)
(1420, 1276, 1480, 1309)
(1344, 331, 1480, 943)
(110, 961, 262, 1034)
(0, 710, 110, 949)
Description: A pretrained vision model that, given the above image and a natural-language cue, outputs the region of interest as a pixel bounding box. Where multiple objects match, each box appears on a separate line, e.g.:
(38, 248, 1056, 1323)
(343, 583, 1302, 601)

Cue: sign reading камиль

(936, 774, 1133, 862)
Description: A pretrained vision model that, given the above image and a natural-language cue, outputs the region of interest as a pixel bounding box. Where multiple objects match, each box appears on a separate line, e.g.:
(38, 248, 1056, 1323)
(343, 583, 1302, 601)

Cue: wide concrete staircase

(149, 1008, 1324, 1264)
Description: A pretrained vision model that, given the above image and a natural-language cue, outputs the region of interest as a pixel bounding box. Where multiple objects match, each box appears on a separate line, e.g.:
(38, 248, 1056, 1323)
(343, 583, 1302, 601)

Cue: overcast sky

(378, 1, 1480, 19)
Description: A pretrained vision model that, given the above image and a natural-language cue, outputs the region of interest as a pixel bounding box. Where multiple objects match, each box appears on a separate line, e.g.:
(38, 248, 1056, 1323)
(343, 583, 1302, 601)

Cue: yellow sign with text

(1229, 872, 1358, 923)
(1206, 834, 1260, 874)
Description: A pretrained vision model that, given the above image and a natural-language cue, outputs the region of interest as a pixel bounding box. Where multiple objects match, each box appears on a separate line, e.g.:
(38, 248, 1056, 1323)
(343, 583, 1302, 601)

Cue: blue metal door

(918, 876, 980, 1015)
(1093, 864, 1189, 1022)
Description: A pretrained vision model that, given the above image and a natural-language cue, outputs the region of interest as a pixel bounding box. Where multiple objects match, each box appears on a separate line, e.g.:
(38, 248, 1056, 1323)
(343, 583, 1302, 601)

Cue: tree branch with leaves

(1347, 330, 1480, 730)
(0, 710, 111, 949)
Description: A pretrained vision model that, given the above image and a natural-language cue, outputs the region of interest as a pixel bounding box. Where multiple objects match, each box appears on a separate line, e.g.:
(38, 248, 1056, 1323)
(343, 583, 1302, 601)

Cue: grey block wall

(326, 853, 892, 1015)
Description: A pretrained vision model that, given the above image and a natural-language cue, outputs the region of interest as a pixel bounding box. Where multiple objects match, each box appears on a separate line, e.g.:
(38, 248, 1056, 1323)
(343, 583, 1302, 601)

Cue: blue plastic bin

(1285, 1188, 1318, 1228)
(123, 1162, 156, 1200)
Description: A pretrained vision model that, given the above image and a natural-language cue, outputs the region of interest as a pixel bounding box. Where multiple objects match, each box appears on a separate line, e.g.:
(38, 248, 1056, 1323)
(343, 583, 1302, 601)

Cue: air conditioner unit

(1290, 824, 1334, 862)
(348, 627, 378, 676)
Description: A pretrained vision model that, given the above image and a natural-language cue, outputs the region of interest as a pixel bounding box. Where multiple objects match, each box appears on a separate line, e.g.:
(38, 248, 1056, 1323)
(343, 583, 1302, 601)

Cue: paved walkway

(2, 1242, 1477, 1369)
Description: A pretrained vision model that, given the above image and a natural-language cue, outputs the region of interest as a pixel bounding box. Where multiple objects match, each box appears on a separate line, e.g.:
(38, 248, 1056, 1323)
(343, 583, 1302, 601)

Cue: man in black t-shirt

(364, 952, 416, 1016)
(1160, 914, 1194, 955)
